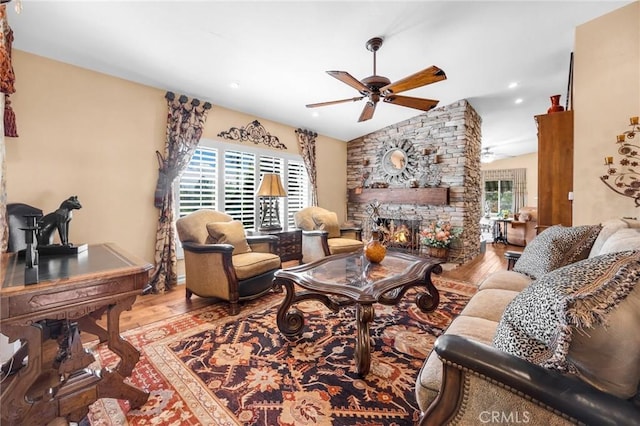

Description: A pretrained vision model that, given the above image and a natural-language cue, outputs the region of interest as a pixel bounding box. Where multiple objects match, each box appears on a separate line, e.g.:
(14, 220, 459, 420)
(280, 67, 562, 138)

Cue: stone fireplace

(347, 99, 483, 264)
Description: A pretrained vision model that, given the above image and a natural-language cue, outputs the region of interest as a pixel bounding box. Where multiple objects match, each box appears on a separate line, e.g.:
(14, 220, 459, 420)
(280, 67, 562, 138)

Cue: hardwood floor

(116, 243, 523, 333)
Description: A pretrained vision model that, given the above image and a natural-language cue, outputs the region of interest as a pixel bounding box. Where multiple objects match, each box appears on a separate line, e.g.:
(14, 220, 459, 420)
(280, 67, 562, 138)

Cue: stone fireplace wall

(346, 99, 482, 263)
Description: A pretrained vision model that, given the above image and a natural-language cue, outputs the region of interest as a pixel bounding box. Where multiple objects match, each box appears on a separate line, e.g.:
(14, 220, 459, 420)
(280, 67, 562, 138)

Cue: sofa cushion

(512, 224, 601, 279)
(415, 315, 501, 411)
(312, 210, 341, 238)
(477, 270, 533, 292)
(599, 228, 640, 255)
(460, 289, 521, 323)
(494, 250, 640, 398)
(206, 221, 252, 255)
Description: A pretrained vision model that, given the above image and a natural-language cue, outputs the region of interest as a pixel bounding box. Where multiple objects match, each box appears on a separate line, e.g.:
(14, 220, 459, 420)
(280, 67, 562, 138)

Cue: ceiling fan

(481, 148, 496, 163)
(306, 37, 447, 122)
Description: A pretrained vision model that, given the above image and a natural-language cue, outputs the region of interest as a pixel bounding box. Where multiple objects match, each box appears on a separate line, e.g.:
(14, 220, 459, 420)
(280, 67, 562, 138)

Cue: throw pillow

(312, 211, 341, 239)
(494, 250, 640, 398)
(513, 224, 602, 279)
(206, 221, 252, 255)
(599, 228, 640, 255)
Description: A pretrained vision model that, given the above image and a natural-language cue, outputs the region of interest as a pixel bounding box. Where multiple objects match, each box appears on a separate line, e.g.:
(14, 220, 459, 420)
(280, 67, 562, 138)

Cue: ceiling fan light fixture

(481, 148, 495, 163)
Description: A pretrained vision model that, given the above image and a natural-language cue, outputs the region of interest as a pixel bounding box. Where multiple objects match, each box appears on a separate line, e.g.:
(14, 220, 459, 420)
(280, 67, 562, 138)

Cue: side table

(249, 229, 302, 262)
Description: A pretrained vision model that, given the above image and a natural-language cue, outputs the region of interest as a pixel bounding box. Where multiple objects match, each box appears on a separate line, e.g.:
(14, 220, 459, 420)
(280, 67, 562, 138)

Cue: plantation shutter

(224, 150, 256, 228)
(286, 160, 309, 228)
(178, 147, 218, 217)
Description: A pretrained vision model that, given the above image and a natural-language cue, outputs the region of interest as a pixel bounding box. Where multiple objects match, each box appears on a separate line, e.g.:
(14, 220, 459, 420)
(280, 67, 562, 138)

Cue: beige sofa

(416, 218, 640, 425)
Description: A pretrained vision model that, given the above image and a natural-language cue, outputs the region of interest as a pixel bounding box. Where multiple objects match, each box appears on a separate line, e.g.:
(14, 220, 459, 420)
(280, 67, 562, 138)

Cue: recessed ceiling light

(311, 111, 320, 118)
(515, 98, 523, 104)
(229, 82, 240, 89)
(508, 82, 519, 89)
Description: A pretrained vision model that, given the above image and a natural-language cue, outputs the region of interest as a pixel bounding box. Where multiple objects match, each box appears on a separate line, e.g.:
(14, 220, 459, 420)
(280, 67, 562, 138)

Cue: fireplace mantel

(348, 187, 449, 205)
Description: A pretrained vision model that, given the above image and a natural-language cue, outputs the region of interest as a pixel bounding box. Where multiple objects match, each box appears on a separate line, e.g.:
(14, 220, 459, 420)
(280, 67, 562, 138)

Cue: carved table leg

(275, 278, 305, 337)
(77, 306, 109, 343)
(355, 304, 374, 376)
(98, 295, 149, 408)
(0, 323, 58, 426)
(416, 269, 441, 313)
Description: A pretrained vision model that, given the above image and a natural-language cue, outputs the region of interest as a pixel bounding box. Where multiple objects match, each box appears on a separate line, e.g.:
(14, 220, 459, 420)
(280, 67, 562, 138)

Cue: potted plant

(420, 220, 462, 259)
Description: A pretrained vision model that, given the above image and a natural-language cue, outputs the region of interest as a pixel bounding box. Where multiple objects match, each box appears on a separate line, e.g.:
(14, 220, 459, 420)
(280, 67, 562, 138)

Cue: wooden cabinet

(249, 229, 302, 262)
(535, 111, 573, 231)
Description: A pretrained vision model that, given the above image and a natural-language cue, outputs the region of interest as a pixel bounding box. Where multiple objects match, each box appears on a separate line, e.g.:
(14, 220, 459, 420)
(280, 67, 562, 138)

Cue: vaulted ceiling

(6, 1, 632, 158)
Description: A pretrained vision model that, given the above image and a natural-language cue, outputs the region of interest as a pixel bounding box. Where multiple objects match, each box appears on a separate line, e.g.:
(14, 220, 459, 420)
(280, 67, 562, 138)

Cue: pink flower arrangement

(420, 221, 461, 248)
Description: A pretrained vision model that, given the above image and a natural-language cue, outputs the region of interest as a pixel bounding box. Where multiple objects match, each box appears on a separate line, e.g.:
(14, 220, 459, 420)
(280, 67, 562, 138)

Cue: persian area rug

(85, 277, 476, 426)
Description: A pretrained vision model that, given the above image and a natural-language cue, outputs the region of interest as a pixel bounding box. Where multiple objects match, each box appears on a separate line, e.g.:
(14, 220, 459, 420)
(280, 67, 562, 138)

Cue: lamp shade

(257, 173, 287, 197)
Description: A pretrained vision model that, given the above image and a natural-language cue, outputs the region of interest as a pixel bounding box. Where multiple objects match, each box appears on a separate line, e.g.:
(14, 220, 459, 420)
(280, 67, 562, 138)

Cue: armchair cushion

(513, 224, 602, 279)
(494, 250, 640, 398)
(232, 252, 282, 280)
(206, 220, 252, 255)
(312, 210, 341, 238)
(327, 237, 364, 255)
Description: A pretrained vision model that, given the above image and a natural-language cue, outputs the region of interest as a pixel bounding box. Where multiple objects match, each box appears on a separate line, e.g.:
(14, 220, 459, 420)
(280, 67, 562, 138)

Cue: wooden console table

(0, 243, 152, 425)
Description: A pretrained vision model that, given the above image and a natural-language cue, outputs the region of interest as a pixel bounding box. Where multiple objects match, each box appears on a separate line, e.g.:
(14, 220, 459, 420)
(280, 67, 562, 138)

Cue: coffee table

(273, 251, 442, 375)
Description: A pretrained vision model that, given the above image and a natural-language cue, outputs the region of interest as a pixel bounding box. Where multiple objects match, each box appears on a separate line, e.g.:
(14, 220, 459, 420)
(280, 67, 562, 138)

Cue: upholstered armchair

(506, 206, 538, 246)
(176, 209, 282, 315)
(293, 206, 363, 264)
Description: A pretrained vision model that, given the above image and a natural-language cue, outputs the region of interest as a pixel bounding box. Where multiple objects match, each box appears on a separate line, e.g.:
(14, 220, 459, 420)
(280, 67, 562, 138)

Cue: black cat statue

(37, 195, 87, 255)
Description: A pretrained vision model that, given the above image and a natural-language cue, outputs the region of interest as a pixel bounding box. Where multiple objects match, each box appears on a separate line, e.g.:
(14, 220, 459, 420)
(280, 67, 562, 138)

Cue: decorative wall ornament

(218, 120, 286, 150)
(376, 139, 418, 185)
(601, 116, 640, 207)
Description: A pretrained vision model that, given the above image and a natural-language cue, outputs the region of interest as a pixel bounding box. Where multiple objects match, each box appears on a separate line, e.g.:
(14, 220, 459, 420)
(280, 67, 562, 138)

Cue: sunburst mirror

(377, 139, 418, 184)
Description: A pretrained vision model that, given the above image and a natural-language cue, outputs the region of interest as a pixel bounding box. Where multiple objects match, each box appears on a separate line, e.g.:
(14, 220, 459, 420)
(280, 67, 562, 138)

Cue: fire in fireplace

(376, 217, 422, 255)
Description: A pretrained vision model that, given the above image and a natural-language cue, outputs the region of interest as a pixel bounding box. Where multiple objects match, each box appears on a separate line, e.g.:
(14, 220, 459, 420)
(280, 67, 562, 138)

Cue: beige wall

(573, 1, 640, 223)
(481, 152, 538, 208)
(5, 51, 347, 263)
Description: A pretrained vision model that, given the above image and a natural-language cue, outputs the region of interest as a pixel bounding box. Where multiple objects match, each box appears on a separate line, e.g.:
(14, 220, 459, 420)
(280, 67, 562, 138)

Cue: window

(177, 140, 309, 232)
(483, 179, 513, 215)
(481, 168, 526, 217)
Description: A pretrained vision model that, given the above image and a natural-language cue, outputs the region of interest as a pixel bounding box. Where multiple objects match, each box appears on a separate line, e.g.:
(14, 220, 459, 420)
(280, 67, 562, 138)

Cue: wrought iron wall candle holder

(601, 116, 640, 207)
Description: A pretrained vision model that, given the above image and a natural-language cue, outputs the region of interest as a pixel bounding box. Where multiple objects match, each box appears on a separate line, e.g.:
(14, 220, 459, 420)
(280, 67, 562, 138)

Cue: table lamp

(257, 173, 287, 231)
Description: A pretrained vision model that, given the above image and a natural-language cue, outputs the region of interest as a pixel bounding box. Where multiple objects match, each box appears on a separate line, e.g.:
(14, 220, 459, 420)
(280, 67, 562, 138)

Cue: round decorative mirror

(376, 139, 418, 184)
(382, 149, 407, 175)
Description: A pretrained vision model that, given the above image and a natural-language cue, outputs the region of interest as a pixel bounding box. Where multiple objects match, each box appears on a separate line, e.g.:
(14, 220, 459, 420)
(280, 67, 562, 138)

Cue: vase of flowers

(420, 221, 462, 259)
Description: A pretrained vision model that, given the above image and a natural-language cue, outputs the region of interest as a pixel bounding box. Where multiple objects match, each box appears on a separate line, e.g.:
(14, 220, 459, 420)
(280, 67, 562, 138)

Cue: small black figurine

(37, 196, 82, 247)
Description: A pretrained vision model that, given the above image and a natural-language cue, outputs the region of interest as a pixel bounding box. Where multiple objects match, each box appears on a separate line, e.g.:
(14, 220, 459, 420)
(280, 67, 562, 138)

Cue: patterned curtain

(295, 128, 318, 206)
(148, 92, 212, 293)
(482, 168, 528, 211)
(0, 5, 15, 252)
(1, 5, 17, 137)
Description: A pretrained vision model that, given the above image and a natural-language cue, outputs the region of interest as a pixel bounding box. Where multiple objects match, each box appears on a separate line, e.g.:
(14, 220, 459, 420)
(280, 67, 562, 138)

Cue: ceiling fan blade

(383, 95, 439, 112)
(358, 101, 376, 122)
(306, 96, 365, 108)
(327, 71, 371, 94)
(380, 66, 446, 95)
